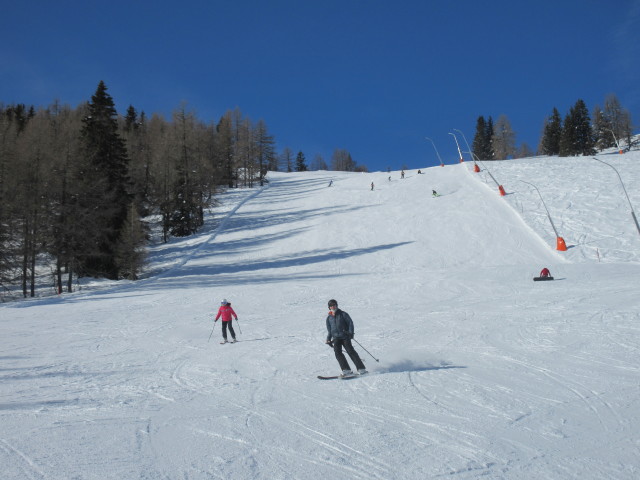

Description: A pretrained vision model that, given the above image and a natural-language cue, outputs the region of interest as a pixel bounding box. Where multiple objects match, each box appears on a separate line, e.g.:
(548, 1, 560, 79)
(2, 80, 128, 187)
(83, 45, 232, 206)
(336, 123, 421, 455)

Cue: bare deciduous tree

(491, 115, 516, 160)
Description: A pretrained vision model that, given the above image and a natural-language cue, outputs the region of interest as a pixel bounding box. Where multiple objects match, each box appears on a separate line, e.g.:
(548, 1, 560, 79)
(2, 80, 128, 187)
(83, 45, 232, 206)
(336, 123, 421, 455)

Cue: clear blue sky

(2, 0, 639, 171)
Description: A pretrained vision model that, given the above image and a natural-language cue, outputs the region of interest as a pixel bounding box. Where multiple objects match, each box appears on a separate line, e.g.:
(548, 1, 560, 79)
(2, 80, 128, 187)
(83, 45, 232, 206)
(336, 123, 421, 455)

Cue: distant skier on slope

(325, 299, 367, 377)
(215, 299, 238, 343)
(432, 190, 439, 197)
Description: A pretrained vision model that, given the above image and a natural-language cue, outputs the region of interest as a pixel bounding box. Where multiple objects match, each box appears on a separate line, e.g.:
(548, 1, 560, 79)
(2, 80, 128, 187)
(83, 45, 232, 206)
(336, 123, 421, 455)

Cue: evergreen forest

(472, 94, 635, 161)
(0, 82, 297, 297)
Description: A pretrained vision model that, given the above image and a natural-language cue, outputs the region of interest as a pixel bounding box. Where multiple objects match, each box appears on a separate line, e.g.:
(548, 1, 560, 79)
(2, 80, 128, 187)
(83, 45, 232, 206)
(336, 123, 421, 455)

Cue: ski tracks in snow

(243, 406, 394, 479)
(0, 438, 46, 480)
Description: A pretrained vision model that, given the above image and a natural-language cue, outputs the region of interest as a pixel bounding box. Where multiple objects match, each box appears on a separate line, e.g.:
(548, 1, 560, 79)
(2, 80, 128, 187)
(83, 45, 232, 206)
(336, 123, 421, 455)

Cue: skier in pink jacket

(215, 299, 238, 343)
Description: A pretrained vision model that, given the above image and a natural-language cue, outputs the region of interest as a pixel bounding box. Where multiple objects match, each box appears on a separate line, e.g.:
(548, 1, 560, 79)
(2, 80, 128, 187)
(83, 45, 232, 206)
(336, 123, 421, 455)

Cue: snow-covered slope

(474, 151, 640, 264)
(1, 154, 639, 479)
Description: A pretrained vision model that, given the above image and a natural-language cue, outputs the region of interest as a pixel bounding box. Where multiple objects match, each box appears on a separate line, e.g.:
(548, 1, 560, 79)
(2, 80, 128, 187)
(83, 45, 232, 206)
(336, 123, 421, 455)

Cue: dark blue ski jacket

(326, 309, 355, 342)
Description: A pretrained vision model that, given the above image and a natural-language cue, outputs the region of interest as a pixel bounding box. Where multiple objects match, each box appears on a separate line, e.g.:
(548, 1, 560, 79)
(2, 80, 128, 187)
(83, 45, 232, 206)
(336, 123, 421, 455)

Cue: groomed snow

(1, 151, 639, 479)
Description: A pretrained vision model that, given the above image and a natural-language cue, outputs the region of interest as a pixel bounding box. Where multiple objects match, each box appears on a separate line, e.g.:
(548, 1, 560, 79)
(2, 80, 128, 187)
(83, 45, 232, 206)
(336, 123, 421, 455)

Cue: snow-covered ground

(1, 152, 639, 479)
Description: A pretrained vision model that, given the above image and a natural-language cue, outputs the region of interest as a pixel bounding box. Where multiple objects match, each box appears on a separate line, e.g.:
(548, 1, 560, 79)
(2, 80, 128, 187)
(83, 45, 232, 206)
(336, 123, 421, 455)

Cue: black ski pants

(333, 338, 365, 371)
(222, 320, 236, 340)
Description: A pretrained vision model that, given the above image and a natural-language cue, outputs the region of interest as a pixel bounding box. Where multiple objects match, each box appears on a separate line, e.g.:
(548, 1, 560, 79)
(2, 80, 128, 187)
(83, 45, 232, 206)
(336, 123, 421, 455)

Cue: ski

(317, 373, 366, 380)
(317, 375, 358, 380)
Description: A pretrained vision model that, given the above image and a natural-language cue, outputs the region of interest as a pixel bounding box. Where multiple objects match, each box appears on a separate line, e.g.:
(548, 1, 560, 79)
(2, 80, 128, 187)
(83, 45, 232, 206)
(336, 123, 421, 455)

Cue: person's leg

(228, 321, 236, 340)
(332, 339, 351, 371)
(343, 339, 366, 370)
(222, 321, 228, 341)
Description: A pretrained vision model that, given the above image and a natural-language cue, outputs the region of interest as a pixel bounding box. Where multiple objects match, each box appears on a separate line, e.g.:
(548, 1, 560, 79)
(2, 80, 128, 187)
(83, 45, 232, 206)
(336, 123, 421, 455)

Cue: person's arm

(326, 317, 332, 343)
(344, 312, 355, 338)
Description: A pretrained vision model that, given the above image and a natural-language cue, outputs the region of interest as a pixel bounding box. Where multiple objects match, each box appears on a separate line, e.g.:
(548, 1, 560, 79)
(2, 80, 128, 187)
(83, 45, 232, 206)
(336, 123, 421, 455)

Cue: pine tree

(472, 116, 493, 160)
(573, 99, 595, 156)
(77, 81, 132, 279)
(3, 104, 34, 133)
(485, 117, 495, 160)
(168, 105, 203, 237)
(123, 109, 153, 216)
(0, 106, 19, 290)
(559, 110, 574, 157)
(124, 105, 138, 132)
(560, 99, 594, 156)
(540, 107, 562, 155)
(295, 151, 308, 171)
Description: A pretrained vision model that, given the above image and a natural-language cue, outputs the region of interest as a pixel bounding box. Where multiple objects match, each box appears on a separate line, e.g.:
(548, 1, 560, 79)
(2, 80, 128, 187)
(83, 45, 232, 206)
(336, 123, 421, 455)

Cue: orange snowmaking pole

(425, 136, 445, 167)
(520, 180, 567, 251)
(473, 153, 505, 196)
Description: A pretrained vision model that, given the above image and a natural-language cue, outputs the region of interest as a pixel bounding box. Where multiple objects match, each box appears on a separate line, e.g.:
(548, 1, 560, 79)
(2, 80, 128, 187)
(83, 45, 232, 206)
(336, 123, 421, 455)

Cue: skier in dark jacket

(325, 299, 367, 376)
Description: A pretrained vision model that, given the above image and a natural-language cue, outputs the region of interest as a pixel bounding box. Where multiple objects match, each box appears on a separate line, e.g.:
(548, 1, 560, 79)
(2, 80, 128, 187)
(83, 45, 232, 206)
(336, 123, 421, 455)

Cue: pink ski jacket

(215, 305, 237, 322)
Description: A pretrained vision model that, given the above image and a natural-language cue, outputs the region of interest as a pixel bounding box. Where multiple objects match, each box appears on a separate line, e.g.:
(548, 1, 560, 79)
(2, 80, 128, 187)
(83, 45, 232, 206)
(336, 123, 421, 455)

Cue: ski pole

(353, 338, 379, 362)
(235, 318, 242, 335)
(208, 321, 217, 343)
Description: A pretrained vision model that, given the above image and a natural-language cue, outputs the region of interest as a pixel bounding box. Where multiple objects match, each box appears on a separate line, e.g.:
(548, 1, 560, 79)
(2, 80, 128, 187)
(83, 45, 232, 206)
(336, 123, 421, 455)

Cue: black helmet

(328, 299, 338, 308)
